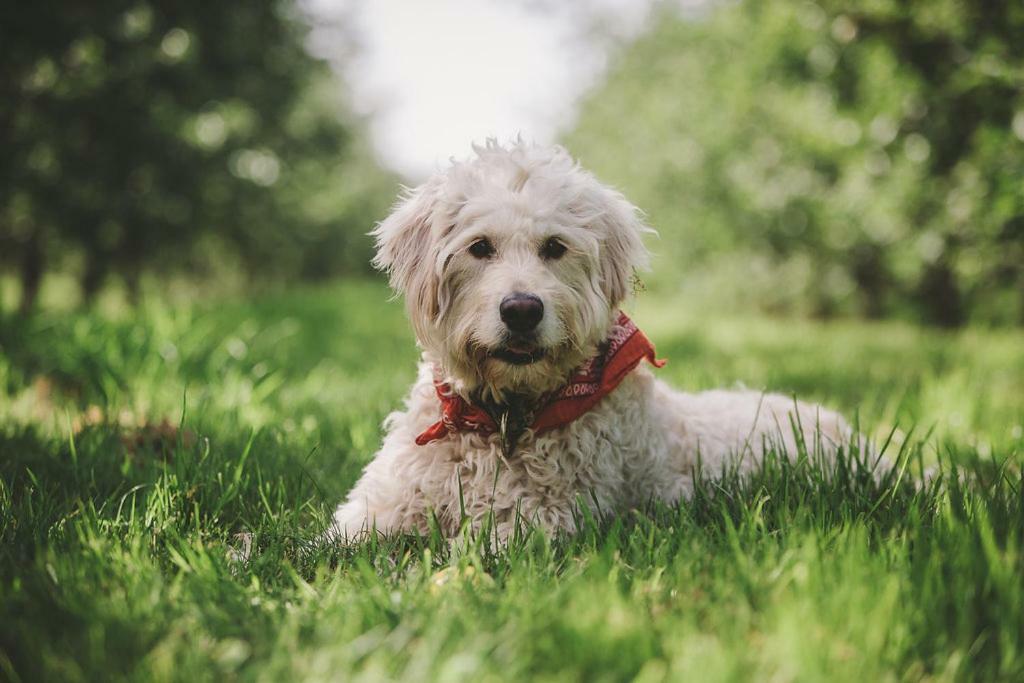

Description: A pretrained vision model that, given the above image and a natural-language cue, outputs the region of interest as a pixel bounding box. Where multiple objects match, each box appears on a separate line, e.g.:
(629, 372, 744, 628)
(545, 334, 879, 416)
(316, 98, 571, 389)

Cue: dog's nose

(500, 293, 544, 332)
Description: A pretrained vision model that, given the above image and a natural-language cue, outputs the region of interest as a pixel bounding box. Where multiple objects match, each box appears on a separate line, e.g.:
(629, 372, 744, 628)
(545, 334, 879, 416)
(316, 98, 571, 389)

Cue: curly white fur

(330, 140, 851, 542)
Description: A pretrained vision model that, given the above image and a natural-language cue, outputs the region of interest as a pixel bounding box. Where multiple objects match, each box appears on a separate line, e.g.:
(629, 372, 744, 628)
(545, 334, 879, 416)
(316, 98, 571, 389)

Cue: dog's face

(373, 142, 651, 399)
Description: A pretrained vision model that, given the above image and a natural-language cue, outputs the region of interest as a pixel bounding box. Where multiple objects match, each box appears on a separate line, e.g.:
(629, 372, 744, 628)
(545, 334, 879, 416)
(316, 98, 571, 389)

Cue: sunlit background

(2, 0, 1022, 326)
(305, 0, 653, 178)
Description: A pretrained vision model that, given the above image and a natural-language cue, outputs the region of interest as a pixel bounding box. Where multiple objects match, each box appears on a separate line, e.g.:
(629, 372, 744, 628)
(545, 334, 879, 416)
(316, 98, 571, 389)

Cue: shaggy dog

(330, 141, 851, 542)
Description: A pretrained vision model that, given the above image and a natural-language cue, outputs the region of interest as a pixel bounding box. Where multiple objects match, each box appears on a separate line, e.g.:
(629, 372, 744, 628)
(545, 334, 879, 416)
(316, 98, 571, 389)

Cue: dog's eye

(468, 238, 495, 259)
(540, 237, 567, 260)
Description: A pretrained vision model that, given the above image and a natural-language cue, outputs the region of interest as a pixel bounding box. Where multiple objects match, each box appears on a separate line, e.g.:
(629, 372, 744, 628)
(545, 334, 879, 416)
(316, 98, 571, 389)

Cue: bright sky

(305, 0, 652, 180)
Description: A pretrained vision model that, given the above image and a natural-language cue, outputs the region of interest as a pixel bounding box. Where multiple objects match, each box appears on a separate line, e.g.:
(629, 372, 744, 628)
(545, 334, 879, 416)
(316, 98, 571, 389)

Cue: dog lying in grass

(330, 140, 853, 542)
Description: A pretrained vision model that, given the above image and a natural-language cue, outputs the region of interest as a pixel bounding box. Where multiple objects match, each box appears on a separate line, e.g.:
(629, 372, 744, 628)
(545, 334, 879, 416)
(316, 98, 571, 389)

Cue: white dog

(330, 140, 851, 542)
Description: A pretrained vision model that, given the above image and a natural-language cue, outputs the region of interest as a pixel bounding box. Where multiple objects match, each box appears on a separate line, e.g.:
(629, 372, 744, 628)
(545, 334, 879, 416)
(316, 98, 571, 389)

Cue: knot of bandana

(414, 312, 665, 446)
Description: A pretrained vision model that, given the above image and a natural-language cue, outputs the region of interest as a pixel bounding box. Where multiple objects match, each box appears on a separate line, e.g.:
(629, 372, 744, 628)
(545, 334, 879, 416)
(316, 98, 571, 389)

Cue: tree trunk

(852, 244, 887, 319)
(18, 233, 44, 315)
(918, 257, 965, 328)
(124, 266, 141, 307)
(81, 255, 107, 307)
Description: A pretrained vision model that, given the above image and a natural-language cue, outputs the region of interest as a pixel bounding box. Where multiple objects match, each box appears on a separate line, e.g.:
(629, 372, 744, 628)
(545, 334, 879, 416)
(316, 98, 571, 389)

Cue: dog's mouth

(490, 336, 546, 366)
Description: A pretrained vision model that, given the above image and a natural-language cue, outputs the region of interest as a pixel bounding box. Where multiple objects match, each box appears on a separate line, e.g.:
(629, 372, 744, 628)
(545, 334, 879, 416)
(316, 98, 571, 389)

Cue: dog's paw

(226, 531, 254, 565)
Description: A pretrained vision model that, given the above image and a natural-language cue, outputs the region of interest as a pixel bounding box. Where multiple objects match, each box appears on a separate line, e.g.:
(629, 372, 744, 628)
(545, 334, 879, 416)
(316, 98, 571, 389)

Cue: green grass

(1, 280, 1022, 681)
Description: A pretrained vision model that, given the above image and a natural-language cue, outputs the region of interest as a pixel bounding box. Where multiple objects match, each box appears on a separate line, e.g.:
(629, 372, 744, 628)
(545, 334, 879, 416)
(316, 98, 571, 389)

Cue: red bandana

(415, 312, 665, 446)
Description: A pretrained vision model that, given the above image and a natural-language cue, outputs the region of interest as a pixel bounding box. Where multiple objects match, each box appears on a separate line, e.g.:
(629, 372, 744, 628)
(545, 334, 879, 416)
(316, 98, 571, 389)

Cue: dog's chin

(479, 353, 557, 398)
(488, 334, 548, 367)
(463, 337, 589, 400)
(490, 347, 546, 366)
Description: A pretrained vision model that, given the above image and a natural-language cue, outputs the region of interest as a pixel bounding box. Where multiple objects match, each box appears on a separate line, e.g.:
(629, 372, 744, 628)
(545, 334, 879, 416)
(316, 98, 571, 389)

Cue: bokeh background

(2, 0, 1022, 326)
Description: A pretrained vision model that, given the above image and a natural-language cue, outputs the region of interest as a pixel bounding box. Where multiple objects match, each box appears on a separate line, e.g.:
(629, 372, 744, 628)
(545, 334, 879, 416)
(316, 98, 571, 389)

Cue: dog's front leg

(328, 495, 378, 543)
(325, 444, 431, 543)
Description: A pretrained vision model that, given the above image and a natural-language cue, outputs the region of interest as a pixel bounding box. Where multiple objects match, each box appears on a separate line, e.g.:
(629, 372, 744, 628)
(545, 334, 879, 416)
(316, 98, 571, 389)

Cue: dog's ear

(371, 181, 444, 322)
(590, 186, 652, 307)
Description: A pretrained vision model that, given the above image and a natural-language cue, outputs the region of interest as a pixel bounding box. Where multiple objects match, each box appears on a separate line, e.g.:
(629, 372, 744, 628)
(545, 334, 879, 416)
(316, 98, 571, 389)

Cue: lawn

(1, 280, 1023, 681)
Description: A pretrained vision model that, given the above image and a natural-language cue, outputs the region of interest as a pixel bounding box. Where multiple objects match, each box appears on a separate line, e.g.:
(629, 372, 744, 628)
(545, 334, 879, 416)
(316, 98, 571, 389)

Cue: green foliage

(567, 0, 1024, 326)
(1, 281, 1023, 679)
(0, 1, 396, 311)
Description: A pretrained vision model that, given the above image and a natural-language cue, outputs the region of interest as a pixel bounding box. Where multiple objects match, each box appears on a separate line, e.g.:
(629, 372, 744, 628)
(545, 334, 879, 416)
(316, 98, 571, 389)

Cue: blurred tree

(0, 1, 395, 312)
(567, 0, 1024, 326)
